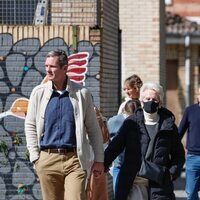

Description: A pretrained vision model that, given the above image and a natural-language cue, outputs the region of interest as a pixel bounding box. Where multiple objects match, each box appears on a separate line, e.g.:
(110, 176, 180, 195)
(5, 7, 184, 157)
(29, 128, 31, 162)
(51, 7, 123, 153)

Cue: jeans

(186, 154, 200, 200)
(112, 152, 124, 196)
(112, 166, 120, 196)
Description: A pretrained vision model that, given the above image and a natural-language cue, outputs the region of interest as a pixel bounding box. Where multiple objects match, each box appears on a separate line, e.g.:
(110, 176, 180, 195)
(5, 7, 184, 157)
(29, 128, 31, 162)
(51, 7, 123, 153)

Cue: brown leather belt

(41, 148, 76, 155)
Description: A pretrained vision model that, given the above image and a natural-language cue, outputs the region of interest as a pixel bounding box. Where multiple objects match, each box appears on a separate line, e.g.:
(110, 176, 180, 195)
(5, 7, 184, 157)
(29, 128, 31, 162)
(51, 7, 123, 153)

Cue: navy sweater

(178, 103, 200, 155)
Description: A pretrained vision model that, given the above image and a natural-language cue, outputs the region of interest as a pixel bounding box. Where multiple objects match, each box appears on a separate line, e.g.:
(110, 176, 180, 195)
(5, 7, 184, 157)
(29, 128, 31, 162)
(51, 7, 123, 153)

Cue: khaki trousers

(35, 151, 87, 200)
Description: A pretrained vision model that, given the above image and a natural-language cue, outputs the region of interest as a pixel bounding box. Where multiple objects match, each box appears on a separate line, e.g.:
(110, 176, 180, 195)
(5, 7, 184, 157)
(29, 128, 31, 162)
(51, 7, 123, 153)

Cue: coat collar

(46, 77, 82, 95)
(135, 107, 175, 131)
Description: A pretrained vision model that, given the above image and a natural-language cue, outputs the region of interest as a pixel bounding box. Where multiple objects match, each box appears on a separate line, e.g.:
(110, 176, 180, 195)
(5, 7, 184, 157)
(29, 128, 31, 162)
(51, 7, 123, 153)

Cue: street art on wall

(0, 52, 90, 119)
(0, 98, 29, 120)
(0, 33, 100, 200)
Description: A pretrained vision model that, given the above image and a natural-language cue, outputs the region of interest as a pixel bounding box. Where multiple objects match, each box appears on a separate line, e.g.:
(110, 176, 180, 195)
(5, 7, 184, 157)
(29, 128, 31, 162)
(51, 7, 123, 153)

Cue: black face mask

(143, 100, 159, 113)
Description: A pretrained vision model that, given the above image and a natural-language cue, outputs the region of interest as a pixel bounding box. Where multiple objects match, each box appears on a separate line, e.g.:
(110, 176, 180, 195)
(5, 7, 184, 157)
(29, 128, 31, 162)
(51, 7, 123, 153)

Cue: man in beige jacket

(25, 50, 104, 200)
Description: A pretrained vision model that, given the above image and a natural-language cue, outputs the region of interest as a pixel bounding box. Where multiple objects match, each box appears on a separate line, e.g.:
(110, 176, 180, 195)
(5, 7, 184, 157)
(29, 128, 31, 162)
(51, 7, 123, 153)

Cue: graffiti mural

(0, 33, 101, 200)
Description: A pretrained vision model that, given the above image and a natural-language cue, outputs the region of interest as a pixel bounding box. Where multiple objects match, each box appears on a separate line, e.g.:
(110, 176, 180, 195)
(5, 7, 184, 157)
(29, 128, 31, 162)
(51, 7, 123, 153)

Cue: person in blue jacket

(107, 99, 141, 196)
(178, 88, 200, 200)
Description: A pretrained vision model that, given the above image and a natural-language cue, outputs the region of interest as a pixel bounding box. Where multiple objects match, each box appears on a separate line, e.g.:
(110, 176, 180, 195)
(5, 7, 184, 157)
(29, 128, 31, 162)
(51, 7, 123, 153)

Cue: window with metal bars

(0, 0, 50, 25)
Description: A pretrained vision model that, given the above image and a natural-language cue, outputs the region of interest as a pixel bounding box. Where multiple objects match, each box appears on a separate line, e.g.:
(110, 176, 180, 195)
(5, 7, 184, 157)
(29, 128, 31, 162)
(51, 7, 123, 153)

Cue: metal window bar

(0, 0, 50, 25)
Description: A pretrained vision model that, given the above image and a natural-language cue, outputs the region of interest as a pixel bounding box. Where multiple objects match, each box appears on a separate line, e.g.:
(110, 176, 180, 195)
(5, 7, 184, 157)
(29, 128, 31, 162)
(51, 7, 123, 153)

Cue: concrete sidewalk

(174, 171, 186, 200)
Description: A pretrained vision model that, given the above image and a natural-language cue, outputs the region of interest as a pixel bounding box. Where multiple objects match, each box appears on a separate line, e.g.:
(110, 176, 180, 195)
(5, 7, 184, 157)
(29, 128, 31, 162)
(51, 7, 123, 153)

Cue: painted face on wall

(45, 56, 68, 84)
(141, 89, 160, 113)
(123, 83, 140, 99)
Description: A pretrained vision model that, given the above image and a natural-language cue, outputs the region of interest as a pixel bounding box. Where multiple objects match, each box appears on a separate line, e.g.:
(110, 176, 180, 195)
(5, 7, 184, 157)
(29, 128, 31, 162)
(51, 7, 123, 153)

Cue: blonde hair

(124, 74, 143, 90)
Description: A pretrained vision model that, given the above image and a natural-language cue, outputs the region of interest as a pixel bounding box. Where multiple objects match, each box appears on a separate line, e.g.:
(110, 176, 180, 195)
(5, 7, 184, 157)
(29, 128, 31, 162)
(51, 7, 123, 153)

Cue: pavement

(174, 170, 187, 200)
(174, 169, 200, 199)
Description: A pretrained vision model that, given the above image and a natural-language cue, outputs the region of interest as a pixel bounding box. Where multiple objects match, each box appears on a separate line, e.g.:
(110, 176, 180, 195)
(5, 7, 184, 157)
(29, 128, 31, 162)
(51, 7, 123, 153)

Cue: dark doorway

(166, 60, 179, 124)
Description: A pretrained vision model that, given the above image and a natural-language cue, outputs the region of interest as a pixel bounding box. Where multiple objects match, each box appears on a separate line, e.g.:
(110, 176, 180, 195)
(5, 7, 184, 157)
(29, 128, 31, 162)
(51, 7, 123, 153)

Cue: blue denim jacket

(108, 114, 126, 168)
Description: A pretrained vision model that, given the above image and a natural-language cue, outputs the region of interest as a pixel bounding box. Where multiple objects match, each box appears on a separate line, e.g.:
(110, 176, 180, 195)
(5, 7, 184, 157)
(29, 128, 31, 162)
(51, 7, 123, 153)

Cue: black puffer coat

(135, 107, 185, 200)
(104, 107, 185, 200)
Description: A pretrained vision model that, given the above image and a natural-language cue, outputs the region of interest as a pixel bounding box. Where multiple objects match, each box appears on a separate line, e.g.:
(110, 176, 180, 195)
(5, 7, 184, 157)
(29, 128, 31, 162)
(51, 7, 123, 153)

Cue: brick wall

(0, 25, 104, 200)
(50, 0, 121, 117)
(51, 0, 98, 26)
(0, 0, 120, 198)
(119, 0, 166, 97)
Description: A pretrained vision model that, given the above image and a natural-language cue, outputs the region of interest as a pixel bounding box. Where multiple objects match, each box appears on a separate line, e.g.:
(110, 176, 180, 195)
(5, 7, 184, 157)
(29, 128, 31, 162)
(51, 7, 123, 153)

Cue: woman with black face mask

(135, 82, 185, 200)
(104, 82, 185, 200)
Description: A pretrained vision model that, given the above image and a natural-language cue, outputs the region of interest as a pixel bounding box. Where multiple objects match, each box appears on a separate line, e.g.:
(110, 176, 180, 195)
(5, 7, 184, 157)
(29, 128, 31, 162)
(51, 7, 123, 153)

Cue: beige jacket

(25, 79, 104, 170)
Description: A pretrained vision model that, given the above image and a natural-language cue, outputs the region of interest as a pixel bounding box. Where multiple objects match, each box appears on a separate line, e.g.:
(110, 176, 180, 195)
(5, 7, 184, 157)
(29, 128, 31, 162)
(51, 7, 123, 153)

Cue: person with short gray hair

(104, 82, 185, 200)
(136, 82, 185, 199)
(139, 82, 164, 103)
(46, 50, 68, 67)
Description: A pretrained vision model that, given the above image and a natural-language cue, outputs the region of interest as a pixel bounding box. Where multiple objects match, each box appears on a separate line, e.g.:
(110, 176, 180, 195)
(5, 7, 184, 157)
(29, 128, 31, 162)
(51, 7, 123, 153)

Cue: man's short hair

(46, 49, 68, 67)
